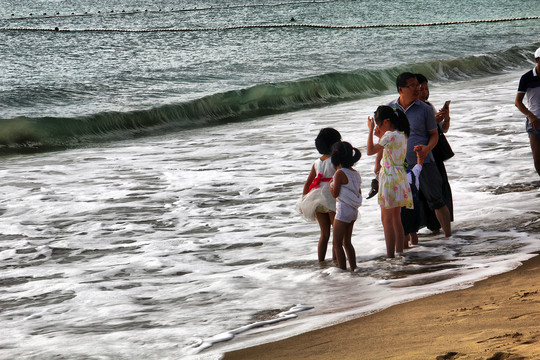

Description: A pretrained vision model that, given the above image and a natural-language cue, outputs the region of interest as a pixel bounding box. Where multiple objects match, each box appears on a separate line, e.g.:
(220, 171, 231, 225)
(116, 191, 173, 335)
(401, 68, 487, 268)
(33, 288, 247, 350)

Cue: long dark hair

(331, 141, 361, 168)
(415, 73, 428, 85)
(374, 105, 410, 137)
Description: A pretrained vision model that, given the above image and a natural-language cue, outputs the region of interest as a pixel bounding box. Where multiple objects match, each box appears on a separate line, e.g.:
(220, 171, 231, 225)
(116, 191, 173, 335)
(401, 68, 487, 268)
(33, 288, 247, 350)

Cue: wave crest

(0, 45, 534, 153)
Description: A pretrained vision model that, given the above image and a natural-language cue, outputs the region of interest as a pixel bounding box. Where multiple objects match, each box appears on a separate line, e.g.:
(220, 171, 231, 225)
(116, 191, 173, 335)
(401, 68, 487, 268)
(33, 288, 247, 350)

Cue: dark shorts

(417, 162, 446, 210)
(526, 118, 540, 138)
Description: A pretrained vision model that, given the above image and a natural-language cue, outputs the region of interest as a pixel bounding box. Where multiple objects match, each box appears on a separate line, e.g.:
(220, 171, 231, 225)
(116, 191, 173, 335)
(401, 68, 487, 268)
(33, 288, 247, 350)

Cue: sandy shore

(224, 253, 540, 360)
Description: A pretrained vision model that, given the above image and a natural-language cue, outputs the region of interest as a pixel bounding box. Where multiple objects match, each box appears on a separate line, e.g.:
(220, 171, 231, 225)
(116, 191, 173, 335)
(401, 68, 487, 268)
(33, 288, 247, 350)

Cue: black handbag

(431, 126, 454, 161)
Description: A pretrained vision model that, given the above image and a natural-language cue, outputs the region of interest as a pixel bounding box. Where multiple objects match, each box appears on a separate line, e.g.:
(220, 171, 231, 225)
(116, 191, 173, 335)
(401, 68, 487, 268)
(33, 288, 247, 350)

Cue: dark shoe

(367, 178, 378, 199)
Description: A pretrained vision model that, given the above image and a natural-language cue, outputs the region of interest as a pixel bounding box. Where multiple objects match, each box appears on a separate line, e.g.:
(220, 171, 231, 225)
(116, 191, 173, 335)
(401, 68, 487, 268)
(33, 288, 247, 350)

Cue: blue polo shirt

(387, 98, 437, 166)
(517, 67, 540, 132)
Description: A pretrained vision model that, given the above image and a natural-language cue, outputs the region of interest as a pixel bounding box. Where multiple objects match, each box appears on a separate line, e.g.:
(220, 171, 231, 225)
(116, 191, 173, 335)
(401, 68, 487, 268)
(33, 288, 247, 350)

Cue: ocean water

(1, 1, 540, 359)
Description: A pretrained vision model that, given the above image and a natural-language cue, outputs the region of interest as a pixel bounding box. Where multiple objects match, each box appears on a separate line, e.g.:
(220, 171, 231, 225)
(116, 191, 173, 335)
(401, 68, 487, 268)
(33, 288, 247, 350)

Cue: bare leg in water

(332, 219, 356, 271)
(530, 133, 540, 177)
(316, 211, 336, 262)
(434, 205, 452, 237)
(381, 207, 405, 258)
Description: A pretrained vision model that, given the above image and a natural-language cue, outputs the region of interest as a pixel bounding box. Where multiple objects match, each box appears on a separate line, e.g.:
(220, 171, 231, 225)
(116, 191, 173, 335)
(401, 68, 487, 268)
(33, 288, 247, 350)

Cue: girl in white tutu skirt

(297, 128, 342, 262)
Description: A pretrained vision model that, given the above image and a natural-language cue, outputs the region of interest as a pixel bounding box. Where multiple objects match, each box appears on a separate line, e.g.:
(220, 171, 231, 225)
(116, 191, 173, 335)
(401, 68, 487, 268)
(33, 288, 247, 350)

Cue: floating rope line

(1, 16, 539, 33)
(6, 0, 346, 21)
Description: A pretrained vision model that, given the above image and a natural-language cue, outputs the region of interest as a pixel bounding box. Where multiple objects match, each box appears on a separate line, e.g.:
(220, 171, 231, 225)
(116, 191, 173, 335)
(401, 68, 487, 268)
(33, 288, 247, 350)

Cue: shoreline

(223, 252, 540, 360)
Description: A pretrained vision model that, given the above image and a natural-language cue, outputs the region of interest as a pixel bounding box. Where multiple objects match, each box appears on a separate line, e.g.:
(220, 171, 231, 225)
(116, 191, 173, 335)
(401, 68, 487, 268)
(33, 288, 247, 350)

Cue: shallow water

(1, 70, 539, 360)
(1, 0, 540, 359)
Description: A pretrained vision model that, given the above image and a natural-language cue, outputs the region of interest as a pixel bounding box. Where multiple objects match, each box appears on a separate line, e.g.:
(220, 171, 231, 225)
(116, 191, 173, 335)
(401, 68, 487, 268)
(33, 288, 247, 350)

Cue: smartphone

(443, 100, 451, 109)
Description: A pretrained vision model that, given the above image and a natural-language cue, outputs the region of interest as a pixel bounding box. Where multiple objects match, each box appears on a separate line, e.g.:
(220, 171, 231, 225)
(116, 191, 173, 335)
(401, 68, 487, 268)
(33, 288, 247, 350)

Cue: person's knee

(320, 231, 330, 241)
(320, 223, 331, 237)
(530, 156, 540, 175)
(530, 135, 540, 170)
(532, 149, 540, 169)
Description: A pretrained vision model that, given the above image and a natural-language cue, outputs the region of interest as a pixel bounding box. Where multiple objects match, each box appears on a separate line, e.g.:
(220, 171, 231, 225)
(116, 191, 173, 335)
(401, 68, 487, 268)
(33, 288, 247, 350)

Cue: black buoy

(54, 27, 59, 31)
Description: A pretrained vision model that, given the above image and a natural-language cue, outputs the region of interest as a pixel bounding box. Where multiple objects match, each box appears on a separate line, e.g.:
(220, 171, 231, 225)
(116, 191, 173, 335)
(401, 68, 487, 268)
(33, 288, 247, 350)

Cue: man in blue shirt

(381, 72, 452, 237)
(515, 47, 540, 176)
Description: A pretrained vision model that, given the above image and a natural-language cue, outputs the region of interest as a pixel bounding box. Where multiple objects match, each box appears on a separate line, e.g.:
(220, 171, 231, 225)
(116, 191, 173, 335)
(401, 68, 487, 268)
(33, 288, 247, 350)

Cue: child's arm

(367, 117, 384, 156)
(302, 165, 316, 195)
(373, 150, 383, 174)
(411, 164, 422, 181)
(412, 146, 425, 188)
(329, 170, 346, 198)
(413, 145, 426, 166)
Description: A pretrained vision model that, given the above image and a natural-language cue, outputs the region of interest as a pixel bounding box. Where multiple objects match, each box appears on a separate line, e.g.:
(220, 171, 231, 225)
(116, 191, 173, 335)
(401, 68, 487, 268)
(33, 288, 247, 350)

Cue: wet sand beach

(224, 252, 540, 360)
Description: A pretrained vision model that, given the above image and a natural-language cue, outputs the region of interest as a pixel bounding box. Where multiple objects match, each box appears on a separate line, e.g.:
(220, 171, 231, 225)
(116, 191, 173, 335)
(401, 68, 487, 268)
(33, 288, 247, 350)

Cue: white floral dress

(378, 130, 413, 209)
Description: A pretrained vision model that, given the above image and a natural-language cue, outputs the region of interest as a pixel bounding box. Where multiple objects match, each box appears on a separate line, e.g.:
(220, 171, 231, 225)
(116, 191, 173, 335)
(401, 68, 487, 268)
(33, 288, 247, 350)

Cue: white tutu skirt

(296, 186, 336, 222)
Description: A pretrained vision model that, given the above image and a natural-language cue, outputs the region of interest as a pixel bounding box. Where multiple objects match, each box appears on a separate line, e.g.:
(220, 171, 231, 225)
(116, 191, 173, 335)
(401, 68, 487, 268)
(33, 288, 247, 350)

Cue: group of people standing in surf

(298, 71, 455, 270)
(299, 45, 540, 271)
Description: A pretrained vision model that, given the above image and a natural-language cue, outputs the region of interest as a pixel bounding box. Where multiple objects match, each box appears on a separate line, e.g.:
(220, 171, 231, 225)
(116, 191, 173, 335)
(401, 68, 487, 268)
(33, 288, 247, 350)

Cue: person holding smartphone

(416, 73, 454, 236)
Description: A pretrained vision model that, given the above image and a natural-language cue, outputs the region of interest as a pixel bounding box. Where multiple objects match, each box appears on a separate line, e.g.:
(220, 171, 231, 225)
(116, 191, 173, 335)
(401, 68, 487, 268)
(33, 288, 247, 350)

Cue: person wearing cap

(515, 47, 540, 176)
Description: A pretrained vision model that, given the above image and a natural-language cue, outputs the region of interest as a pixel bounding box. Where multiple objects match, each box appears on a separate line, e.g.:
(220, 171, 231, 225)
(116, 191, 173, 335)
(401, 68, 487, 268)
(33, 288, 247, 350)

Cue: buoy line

(1, 16, 539, 33)
(5, 0, 346, 21)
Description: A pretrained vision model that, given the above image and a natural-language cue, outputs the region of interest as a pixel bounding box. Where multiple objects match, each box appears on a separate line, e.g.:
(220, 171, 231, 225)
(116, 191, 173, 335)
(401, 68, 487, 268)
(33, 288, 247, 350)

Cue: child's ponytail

(331, 141, 361, 168)
(393, 108, 410, 137)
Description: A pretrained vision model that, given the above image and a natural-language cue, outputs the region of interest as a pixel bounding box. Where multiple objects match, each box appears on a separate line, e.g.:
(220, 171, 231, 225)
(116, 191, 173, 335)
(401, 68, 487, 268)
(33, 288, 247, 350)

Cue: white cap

(535, 47, 540, 59)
